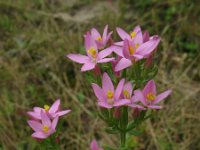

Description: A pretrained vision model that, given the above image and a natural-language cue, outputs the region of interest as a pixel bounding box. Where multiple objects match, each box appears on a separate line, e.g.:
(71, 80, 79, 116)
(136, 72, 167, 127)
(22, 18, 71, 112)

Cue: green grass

(0, 0, 200, 149)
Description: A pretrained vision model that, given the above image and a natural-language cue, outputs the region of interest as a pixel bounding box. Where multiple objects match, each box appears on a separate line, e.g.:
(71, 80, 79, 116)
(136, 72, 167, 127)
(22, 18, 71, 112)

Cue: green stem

(120, 106, 128, 148)
(120, 131, 126, 147)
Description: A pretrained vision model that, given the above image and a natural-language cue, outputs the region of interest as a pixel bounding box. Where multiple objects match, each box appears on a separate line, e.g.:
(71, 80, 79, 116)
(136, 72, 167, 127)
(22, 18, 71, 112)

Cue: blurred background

(0, 0, 200, 149)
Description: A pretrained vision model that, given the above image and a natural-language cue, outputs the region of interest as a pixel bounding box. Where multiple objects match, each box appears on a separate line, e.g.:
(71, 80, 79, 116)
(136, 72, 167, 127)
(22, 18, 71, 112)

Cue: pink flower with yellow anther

(90, 139, 104, 150)
(90, 25, 113, 49)
(121, 81, 144, 109)
(132, 80, 171, 109)
(67, 33, 114, 72)
(92, 73, 130, 109)
(114, 35, 160, 71)
(27, 111, 58, 139)
(27, 99, 71, 120)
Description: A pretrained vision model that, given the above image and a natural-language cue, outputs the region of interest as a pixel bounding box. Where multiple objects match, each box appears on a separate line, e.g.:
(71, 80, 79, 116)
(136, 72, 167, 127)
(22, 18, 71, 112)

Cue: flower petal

(27, 120, 42, 132)
(33, 107, 43, 112)
(136, 36, 160, 56)
(133, 90, 146, 105)
(27, 111, 41, 120)
(67, 54, 89, 64)
(92, 83, 105, 101)
(98, 47, 113, 59)
(123, 39, 131, 58)
(91, 28, 101, 39)
(113, 99, 130, 107)
(97, 58, 115, 63)
(114, 79, 125, 100)
(81, 61, 95, 72)
(102, 25, 108, 43)
(143, 31, 149, 42)
(128, 104, 145, 110)
(32, 131, 49, 139)
(51, 116, 59, 130)
(133, 31, 143, 45)
(98, 101, 112, 109)
(102, 72, 114, 93)
(143, 80, 156, 96)
(41, 111, 51, 126)
(133, 25, 141, 33)
(116, 27, 130, 40)
(112, 45, 124, 57)
(114, 41, 123, 46)
(123, 81, 133, 96)
(148, 105, 163, 109)
(90, 139, 100, 150)
(49, 99, 60, 114)
(53, 110, 71, 118)
(115, 58, 132, 72)
(154, 90, 171, 104)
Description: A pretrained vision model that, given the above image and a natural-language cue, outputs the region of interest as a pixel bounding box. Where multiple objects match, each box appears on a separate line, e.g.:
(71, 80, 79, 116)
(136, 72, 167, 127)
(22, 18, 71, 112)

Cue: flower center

(88, 47, 97, 58)
(130, 31, 136, 38)
(129, 46, 135, 55)
(107, 90, 114, 99)
(146, 92, 155, 101)
(96, 36, 102, 41)
(135, 43, 139, 49)
(123, 90, 130, 99)
(42, 125, 49, 133)
(44, 105, 50, 112)
(107, 99, 114, 105)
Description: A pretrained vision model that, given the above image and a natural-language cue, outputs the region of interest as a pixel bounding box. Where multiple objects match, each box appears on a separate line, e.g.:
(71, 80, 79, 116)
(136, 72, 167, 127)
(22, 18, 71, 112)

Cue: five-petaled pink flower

(92, 73, 130, 109)
(90, 25, 113, 49)
(90, 139, 104, 150)
(114, 36, 160, 71)
(67, 33, 114, 72)
(27, 99, 71, 120)
(28, 111, 58, 139)
(132, 80, 171, 109)
(121, 81, 144, 109)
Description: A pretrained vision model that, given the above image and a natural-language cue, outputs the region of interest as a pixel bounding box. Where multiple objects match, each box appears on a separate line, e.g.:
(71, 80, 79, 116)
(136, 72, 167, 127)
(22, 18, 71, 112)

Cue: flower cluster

(27, 25, 172, 149)
(67, 25, 171, 149)
(27, 99, 71, 139)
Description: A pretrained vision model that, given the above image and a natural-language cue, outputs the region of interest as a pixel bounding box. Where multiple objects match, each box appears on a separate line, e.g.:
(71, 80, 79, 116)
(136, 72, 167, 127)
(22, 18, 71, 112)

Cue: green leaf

(129, 130, 142, 136)
(105, 127, 119, 134)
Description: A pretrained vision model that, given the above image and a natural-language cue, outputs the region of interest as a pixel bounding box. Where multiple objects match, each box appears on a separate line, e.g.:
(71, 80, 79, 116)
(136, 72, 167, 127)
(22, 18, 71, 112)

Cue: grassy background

(0, 0, 200, 149)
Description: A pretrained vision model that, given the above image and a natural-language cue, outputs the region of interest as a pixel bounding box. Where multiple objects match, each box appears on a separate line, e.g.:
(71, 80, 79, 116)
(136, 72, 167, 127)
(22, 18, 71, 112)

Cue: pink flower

(122, 81, 144, 109)
(132, 80, 171, 109)
(67, 33, 114, 72)
(27, 111, 58, 139)
(27, 99, 71, 120)
(114, 36, 160, 71)
(90, 139, 104, 150)
(92, 73, 130, 109)
(90, 25, 113, 49)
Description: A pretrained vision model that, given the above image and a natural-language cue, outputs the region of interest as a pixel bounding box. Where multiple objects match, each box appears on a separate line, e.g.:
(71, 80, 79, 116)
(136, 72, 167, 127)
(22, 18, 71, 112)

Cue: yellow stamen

(135, 43, 139, 49)
(107, 90, 114, 99)
(42, 125, 49, 133)
(130, 31, 136, 38)
(88, 47, 97, 58)
(128, 46, 135, 55)
(146, 93, 155, 101)
(44, 105, 50, 112)
(96, 36, 102, 41)
(123, 90, 130, 99)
